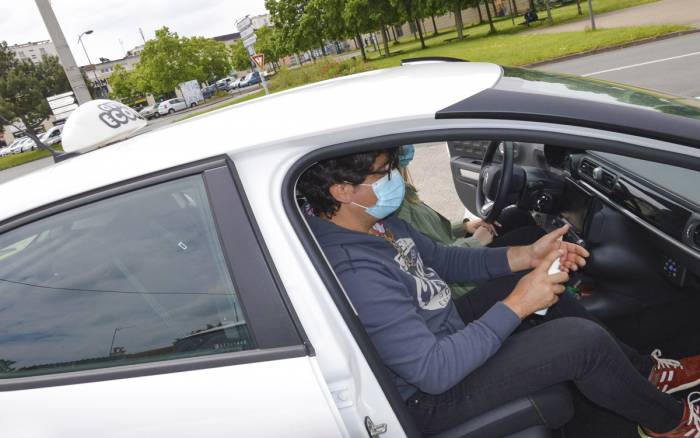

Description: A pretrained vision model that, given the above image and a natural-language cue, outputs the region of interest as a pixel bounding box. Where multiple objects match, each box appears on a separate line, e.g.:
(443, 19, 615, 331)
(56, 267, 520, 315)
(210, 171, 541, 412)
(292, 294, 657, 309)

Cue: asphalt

(537, 32, 700, 98)
(528, 0, 700, 34)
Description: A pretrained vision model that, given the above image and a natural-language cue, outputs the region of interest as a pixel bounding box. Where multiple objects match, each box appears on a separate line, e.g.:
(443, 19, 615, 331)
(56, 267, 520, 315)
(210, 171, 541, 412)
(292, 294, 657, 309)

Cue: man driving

(298, 147, 700, 437)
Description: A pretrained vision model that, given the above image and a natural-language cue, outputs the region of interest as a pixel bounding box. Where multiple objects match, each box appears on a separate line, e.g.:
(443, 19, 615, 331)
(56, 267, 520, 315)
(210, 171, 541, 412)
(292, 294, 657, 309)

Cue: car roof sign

(61, 99, 147, 154)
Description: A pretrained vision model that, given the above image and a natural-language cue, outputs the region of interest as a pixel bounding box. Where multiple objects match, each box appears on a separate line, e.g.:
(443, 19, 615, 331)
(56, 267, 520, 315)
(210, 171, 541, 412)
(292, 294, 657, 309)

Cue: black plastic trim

(436, 88, 700, 150)
(0, 346, 306, 392)
(0, 156, 308, 390)
(401, 56, 468, 65)
(221, 159, 315, 356)
(0, 157, 226, 234)
(203, 164, 307, 350)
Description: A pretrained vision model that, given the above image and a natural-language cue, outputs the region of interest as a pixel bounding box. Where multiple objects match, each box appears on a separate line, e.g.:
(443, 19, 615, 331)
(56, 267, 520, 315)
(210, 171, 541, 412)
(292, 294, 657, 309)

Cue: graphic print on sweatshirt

(393, 237, 451, 310)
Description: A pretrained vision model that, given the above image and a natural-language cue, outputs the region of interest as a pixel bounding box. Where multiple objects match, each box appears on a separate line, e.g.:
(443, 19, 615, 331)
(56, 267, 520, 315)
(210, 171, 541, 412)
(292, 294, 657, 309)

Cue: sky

(1, 0, 268, 65)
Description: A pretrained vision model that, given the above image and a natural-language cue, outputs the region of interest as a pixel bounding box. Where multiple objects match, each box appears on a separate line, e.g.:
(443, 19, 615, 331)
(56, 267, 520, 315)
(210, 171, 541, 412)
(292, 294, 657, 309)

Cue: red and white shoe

(638, 391, 700, 438)
(649, 349, 700, 394)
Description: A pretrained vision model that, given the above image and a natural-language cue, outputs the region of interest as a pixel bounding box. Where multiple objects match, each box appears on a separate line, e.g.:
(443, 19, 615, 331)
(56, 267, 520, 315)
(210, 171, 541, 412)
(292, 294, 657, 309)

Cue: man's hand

(528, 225, 589, 272)
(503, 249, 569, 319)
(507, 225, 589, 273)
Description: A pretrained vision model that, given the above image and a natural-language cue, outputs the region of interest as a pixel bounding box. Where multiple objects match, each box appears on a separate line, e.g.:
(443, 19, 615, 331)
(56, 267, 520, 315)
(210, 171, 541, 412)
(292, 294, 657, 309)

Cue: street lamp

(78, 30, 100, 96)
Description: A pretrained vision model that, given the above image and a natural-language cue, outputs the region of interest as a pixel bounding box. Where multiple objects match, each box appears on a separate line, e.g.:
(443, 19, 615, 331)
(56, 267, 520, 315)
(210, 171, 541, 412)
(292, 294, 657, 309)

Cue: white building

(9, 40, 58, 64)
(250, 14, 271, 29)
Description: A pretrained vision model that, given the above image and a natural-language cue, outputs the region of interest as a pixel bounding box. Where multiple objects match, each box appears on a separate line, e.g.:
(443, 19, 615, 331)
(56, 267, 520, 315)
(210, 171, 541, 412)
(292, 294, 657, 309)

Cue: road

(536, 32, 700, 98)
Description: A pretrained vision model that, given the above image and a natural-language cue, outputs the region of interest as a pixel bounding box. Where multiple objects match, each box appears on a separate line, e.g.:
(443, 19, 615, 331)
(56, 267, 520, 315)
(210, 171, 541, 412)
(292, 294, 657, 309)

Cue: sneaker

(649, 349, 700, 394)
(638, 392, 700, 437)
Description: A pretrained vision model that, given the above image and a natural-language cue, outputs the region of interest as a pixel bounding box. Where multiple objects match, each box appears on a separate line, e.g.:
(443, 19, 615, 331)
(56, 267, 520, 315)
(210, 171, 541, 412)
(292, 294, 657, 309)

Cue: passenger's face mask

(352, 169, 405, 219)
(399, 144, 415, 168)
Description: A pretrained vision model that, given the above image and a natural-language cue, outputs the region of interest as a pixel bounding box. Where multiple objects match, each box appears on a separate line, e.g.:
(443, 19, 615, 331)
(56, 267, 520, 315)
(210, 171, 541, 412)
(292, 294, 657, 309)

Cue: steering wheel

(476, 141, 514, 224)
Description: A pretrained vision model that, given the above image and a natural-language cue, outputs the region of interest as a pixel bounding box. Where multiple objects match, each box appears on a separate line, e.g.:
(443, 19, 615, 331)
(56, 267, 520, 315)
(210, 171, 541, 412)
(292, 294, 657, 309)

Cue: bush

(269, 59, 372, 93)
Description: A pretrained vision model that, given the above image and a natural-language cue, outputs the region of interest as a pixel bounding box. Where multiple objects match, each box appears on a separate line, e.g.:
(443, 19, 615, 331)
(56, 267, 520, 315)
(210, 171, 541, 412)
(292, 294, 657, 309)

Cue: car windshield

(591, 151, 700, 207)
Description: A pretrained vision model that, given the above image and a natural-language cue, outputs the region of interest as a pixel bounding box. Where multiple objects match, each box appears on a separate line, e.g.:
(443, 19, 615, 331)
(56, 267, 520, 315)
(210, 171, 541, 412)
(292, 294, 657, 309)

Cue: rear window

(0, 175, 255, 379)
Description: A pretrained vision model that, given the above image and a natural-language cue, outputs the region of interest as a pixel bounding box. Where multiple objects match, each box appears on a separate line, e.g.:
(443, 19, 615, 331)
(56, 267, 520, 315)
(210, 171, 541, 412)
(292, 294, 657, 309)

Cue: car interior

(291, 134, 700, 438)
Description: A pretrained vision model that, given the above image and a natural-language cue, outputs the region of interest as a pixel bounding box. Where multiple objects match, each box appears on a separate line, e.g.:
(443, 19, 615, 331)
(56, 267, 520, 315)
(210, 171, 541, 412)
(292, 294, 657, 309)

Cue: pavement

(529, 0, 700, 33)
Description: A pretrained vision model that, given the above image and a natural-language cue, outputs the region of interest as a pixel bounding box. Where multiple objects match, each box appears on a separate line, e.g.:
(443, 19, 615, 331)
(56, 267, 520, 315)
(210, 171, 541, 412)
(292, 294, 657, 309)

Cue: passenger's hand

(528, 225, 589, 273)
(503, 249, 569, 319)
(473, 226, 494, 246)
(464, 218, 499, 236)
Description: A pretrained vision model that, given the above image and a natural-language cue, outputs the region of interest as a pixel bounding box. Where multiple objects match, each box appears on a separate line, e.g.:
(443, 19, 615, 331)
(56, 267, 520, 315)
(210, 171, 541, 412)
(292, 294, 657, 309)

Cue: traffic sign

(251, 54, 265, 70)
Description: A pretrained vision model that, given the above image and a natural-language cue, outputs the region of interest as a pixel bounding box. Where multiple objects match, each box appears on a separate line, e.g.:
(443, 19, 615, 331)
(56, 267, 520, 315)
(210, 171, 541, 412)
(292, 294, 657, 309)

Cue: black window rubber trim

(281, 127, 700, 438)
(436, 88, 700, 150)
(0, 156, 308, 392)
(0, 346, 306, 392)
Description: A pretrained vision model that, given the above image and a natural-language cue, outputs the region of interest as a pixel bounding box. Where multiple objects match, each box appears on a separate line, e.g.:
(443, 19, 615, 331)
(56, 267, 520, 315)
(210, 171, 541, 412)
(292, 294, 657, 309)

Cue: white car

(157, 98, 187, 115)
(0, 64, 699, 438)
(38, 125, 63, 146)
(5, 137, 35, 154)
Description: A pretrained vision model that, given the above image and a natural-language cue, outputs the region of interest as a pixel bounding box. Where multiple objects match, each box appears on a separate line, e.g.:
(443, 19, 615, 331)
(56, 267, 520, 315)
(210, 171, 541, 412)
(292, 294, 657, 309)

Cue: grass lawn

(368, 24, 687, 68)
(366, 0, 660, 60)
(0, 145, 62, 171)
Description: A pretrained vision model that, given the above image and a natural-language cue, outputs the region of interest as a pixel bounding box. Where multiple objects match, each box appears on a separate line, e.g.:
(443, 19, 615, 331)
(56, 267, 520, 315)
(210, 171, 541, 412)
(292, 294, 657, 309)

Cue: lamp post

(78, 30, 100, 96)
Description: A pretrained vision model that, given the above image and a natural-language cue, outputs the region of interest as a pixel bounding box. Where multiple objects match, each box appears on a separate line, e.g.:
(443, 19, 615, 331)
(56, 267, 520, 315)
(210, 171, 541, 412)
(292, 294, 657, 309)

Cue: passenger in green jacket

(395, 144, 544, 298)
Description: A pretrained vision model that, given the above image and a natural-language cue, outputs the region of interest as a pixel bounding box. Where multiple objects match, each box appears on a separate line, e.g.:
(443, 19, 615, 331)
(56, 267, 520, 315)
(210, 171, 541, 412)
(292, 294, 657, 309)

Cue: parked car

(38, 125, 63, 146)
(228, 77, 243, 90)
(5, 137, 35, 154)
(1, 62, 699, 438)
(215, 76, 236, 91)
(201, 84, 217, 99)
(239, 71, 261, 88)
(139, 104, 160, 120)
(157, 98, 187, 115)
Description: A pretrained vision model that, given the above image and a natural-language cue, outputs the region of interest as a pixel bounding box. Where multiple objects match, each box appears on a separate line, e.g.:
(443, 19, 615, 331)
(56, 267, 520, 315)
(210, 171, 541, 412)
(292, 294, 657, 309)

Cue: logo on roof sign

(97, 102, 142, 129)
(61, 99, 147, 154)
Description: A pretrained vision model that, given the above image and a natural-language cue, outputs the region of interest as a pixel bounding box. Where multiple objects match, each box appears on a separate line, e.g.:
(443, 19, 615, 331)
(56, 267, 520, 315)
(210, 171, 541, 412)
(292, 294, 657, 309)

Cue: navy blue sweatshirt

(308, 215, 521, 399)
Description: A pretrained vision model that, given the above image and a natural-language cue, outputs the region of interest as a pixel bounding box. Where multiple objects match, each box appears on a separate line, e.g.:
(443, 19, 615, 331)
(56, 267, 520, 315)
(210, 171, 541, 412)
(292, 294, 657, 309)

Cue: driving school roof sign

(61, 99, 147, 154)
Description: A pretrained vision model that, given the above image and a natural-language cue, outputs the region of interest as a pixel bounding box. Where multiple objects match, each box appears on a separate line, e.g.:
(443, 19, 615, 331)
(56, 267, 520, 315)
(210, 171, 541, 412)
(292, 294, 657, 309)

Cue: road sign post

(236, 16, 269, 95)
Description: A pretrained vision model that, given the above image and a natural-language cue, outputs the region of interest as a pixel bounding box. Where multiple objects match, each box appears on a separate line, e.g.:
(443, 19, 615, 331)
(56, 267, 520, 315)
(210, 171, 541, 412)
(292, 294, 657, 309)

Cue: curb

(525, 28, 700, 67)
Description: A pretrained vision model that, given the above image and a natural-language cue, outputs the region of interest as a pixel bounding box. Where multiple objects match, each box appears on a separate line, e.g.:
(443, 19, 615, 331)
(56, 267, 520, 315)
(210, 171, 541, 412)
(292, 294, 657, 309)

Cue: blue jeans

(405, 275, 683, 434)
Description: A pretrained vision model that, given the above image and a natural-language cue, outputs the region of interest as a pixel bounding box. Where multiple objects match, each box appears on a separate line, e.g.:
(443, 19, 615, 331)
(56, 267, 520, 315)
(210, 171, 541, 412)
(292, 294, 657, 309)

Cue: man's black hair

(298, 148, 399, 218)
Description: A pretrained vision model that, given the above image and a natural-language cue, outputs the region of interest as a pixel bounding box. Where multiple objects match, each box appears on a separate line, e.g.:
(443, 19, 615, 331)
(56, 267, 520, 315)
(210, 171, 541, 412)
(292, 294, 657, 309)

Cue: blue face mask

(399, 144, 415, 168)
(353, 169, 405, 219)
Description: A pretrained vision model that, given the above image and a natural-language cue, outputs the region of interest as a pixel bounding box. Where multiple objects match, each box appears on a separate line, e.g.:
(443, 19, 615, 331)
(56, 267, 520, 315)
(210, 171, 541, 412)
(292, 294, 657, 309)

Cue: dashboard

(539, 147, 700, 288)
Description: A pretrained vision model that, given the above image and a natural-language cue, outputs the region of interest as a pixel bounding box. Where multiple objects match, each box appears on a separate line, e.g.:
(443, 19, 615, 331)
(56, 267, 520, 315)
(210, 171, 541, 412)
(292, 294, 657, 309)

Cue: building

(9, 40, 58, 64)
(250, 13, 271, 29)
(212, 32, 241, 48)
(81, 54, 140, 97)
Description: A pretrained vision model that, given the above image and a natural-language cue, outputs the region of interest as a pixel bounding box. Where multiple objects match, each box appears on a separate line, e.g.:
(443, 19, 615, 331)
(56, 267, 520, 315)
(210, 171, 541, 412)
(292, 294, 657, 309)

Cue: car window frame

(0, 156, 309, 392)
(283, 126, 700, 438)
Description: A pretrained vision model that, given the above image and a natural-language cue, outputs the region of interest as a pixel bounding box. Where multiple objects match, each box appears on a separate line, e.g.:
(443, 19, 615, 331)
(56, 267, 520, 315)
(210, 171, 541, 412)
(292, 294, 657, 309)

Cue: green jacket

(396, 184, 482, 298)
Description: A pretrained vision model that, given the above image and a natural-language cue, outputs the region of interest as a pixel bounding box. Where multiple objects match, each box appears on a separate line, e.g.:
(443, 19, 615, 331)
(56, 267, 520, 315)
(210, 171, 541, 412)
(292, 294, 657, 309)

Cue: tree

(189, 36, 234, 83)
(136, 27, 232, 95)
(255, 26, 287, 71)
(391, 0, 427, 49)
(230, 41, 252, 72)
(447, 0, 473, 40)
(343, 0, 376, 61)
(0, 44, 71, 137)
(108, 64, 145, 101)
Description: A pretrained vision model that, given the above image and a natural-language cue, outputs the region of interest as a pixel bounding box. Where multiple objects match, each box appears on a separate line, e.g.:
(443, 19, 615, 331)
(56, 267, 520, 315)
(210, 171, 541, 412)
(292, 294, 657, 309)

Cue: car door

(0, 160, 346, 437)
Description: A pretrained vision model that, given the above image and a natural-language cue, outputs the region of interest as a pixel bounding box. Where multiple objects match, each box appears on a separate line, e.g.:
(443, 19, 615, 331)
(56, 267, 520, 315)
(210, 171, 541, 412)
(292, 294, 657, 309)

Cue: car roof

(0, 62, 502, 223)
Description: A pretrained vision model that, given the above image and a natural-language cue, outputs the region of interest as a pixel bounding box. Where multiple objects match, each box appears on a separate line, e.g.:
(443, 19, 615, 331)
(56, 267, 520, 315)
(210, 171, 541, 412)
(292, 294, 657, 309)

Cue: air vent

(579, 159, 595, 177)
(601, 172, 616, 190)
(693, 224, 700, 249)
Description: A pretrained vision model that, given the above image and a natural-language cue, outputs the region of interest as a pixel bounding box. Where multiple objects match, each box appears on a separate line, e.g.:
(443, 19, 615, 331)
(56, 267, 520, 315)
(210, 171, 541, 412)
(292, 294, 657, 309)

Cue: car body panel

(0, 357, 347, 437)
(0, 62, 503, 222)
